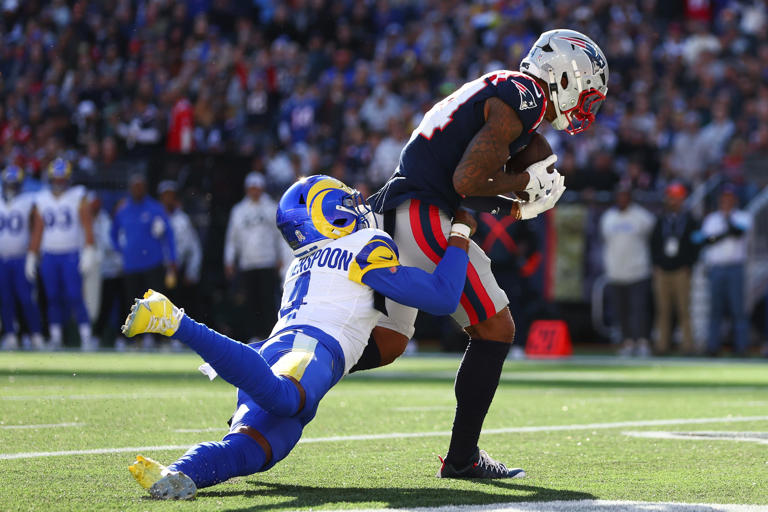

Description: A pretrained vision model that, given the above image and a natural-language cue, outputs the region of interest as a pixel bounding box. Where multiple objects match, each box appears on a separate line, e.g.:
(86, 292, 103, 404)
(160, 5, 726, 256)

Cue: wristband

(449, 223, 472, 240)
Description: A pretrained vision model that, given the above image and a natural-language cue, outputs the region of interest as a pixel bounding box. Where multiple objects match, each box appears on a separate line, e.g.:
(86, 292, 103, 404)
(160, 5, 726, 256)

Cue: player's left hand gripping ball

(121, 289, 184, 338)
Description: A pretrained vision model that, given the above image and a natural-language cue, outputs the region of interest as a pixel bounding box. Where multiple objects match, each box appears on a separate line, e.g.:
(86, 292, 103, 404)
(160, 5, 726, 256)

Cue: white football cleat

(149, 471, 197, 500)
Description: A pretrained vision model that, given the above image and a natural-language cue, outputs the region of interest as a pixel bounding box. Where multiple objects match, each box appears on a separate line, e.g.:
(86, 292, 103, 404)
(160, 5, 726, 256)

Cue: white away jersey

(0, 193, 36, 259)
(37, 186, 87, 254)
(271, 228, 400, 373)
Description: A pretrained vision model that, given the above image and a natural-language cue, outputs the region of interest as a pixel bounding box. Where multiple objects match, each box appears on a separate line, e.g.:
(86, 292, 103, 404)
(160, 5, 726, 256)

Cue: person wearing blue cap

(0, 165, 45, 350)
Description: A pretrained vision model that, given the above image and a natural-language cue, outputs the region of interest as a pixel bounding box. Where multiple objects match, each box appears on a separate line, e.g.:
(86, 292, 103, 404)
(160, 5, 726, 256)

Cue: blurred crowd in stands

(1, 0, 767, 355)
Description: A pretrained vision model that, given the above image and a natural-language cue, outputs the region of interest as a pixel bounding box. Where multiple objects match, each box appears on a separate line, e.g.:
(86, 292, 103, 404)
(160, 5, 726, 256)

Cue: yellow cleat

(129, 455, 167, 489)
(129, 455, 197, 500)
(121, 289, 183, 338)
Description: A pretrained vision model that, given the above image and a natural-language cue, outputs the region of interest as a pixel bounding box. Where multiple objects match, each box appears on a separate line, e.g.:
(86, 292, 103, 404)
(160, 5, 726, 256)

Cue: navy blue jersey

(369, 70, 547, 215)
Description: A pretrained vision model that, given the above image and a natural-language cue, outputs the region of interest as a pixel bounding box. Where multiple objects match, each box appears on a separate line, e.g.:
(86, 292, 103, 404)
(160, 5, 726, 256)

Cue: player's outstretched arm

(361, 212, 475, 316)
(453, 98, 531, 198)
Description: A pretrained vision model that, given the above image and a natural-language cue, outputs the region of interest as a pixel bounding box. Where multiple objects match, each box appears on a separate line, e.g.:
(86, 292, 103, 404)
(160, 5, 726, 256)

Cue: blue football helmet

(277, 175, 376, 258)
(47, 157, 72, 180)
(2, 164, 24, 184)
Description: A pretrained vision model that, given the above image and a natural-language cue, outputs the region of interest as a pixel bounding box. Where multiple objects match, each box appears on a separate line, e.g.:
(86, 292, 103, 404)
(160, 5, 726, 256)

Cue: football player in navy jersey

(362, 29, 609, 478)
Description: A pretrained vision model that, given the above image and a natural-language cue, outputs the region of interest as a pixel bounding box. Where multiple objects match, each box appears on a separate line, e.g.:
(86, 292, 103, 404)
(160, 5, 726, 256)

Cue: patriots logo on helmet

(558, 36, 606, 75)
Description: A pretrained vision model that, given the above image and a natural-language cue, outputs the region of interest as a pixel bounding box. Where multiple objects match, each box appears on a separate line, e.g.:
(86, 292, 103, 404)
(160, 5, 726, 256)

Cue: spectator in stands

(700, 185, 752, 356)
(650, 183, 700, 355)
(600, 187, 655, 357)
(158, 180, 202, 323)
(223, 172, 283, 340)
(111, 173, 177, 350)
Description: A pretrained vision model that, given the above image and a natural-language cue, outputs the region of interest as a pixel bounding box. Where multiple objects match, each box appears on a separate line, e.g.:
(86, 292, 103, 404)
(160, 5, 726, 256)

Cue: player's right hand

(24, 252, 38, 281)
(523, 154, 558, 201)
(452, 208, 477, 236)
(519, 172, 566, 220)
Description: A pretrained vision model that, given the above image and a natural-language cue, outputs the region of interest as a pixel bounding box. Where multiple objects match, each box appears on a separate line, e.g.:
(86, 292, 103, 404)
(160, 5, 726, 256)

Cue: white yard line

(0, 422, 84, 430)
(624, 431, 768, 445)
(4, 415, 768, 460)
(0, 391, 232, 401)
(331, 500, 768, 512)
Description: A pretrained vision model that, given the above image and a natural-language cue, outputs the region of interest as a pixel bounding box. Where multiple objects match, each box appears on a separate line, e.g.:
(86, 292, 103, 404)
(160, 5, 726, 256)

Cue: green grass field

(1, 352, 768, 511)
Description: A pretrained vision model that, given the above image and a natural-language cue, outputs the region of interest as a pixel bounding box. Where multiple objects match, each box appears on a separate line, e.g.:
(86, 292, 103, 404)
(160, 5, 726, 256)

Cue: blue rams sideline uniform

(36, 182, 92, 346)
(122, 176, 472, 498)
(0, 168, 44, 345)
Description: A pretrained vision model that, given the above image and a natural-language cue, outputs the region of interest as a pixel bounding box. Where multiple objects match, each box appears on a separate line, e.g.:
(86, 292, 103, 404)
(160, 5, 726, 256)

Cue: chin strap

(547, 68, 568, 131)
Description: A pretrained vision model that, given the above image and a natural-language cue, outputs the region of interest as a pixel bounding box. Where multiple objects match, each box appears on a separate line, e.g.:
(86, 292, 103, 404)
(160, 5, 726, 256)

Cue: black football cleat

(437, 449, 526, 479)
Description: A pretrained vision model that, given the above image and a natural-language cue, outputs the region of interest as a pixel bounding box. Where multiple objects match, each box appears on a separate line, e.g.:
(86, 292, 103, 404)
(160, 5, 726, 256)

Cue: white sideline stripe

(624, 431, 768, 444)
(5, 415, 768, 461)
(391, 406, 455, 412)
(0, 445, 192, 460)
(0, 391, 232, 401)
(0, 422, 84, 430)
(174, 414, 768, 435)
(332, 500, 768, 512)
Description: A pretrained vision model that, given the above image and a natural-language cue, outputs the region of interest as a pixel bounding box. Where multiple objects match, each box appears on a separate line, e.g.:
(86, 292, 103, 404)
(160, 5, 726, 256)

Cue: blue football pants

(167, 317, 344, 488)
(39, 251, 89, 326)
(0, 257, 43, 335)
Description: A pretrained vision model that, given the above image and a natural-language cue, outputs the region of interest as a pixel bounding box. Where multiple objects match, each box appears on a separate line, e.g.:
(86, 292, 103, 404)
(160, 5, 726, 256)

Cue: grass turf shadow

(195, 480, 597, 511)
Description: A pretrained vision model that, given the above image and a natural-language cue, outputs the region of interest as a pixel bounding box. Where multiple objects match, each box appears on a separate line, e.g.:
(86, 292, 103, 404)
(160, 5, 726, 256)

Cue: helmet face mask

(277, 175, 377, 259)
(520, 29, 609, 135)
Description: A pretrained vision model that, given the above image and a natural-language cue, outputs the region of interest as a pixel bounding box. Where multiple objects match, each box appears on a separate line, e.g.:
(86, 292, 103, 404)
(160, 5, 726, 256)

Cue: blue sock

(175, 315, 302, 416)
(168, 434, 266, 488)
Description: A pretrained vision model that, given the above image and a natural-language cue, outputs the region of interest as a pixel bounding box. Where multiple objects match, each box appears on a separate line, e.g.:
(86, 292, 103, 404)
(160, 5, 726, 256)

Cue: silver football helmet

(520, 29, 609, 135)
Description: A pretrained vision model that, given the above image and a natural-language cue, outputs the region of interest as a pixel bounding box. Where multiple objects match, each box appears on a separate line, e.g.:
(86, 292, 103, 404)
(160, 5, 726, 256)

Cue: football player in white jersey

(0, 165, 45, 350)
(120, 175, 509, 500)
(31, 158, 99, 350)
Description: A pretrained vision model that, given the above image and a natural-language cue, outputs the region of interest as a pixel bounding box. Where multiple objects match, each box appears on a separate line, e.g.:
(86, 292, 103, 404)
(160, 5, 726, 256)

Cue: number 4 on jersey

(415, 71, 520, 140)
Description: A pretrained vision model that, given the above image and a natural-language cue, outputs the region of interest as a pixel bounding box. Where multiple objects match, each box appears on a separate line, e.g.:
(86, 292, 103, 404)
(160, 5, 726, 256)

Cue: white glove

(24, 252, 37, 281)
(151, 217, 166, 238)
(523, 154, 558, 201)
(519, 172, 566, 220)
(79, 245, 99, 274)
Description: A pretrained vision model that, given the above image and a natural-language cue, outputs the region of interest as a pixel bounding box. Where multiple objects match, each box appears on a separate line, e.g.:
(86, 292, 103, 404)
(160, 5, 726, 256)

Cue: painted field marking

(391, 406, 455, 412)
(4, 415, 768, 460)
(334, 500, 768, 512)
(0, 391, 233, 401)
(624, 431, 768, 445)
(0, 422, 84, 430)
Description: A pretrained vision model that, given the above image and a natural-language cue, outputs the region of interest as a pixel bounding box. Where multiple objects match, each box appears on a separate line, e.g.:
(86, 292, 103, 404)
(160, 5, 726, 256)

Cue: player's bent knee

(467, 308, 515, 343)
(231, 414, 303, 471)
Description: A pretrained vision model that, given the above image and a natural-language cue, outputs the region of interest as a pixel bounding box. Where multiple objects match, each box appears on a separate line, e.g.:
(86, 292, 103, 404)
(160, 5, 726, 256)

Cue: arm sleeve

(361, 246, 469, 316)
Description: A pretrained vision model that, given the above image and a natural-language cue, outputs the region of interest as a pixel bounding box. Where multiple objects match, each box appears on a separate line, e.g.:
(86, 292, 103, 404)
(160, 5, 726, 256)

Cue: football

(504, 132, 556, 175)
(503, 132, 555, 201)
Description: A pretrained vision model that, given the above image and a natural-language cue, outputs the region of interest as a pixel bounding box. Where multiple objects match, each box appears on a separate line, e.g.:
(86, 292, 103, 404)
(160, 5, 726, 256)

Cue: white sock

(49, 324, 63, 346)
(79, 324, 92, 347)
(30, 333, 45, 350)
